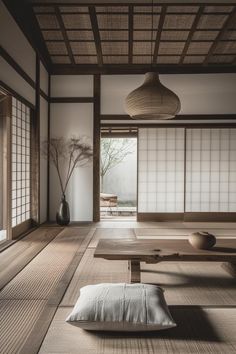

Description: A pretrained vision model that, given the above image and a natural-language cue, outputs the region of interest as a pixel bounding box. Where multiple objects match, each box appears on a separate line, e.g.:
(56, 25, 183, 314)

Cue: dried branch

(41, 137, 93, 195)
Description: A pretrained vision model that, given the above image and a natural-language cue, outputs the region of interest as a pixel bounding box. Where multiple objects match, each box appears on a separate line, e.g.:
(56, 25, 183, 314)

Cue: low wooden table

(94, 239, 236, 283)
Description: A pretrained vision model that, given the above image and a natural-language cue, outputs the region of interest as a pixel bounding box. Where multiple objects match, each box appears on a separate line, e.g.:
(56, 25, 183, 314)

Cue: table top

(94, 238, 236, 261)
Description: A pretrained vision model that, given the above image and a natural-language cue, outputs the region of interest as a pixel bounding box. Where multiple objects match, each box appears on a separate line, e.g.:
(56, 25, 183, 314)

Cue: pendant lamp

(125, 72, 181, 120)
(125, 0, 181, 120)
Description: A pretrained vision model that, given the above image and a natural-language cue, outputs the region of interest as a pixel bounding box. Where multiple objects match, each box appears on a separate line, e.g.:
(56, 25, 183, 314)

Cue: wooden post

(31, 53, 40, 226)
(2, 96, 12, 240)
(93, 75, 100, 222)
(129, 260, 141, 283)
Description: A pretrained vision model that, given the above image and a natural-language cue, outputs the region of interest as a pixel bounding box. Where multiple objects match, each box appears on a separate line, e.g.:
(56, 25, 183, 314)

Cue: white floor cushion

(66, 283, 176, 331)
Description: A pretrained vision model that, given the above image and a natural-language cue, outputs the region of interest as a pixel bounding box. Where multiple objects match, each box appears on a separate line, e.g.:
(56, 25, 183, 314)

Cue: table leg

(221, 262, 236, 277)
(129, 260, 141, 283)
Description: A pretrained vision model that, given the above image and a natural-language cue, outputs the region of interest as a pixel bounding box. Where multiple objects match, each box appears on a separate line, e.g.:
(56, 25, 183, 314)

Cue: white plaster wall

(40, 97, 48, 223)
(0, 0, 36, 81)
(101, 74, 236, 115)
(50, 103, 93, 221)
(0, 57, 35, 105)
(40, 61, 49, 95)
(51, 75, 93, 97)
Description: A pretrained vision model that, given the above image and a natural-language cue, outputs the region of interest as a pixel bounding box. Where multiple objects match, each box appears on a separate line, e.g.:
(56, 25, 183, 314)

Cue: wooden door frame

(1, 95, 12, 240)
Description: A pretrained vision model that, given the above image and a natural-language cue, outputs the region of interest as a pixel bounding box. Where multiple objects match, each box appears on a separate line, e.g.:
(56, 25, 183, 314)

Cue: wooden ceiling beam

(153, 5, 167, 64)
(100, 114, 236, 120)
(27, 1, 236, 6)
(54, 6, 75, 65)
(128, 5, 134, 64)
(179, 5, 204, 64)
(204, 6, 236, 64)
(89, 6, 103, 66)
(51, 63, 236, 75)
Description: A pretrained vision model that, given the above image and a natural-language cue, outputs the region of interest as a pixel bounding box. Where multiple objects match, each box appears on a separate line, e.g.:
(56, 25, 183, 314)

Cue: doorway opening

(100, 129, 137, 220)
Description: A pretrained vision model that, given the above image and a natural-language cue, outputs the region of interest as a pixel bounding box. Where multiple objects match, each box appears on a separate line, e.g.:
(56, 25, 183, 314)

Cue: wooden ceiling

(16, 2, 236, 73)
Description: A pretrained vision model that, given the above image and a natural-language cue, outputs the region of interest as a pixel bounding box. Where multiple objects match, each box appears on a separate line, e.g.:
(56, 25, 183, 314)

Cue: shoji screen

(186, 129, 236, 212)
(12, 97, 31, 227)
(138, 128, 185, 213)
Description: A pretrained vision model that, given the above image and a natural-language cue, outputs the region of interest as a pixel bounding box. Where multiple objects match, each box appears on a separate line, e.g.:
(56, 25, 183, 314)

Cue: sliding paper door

(186, 129, 236, 212)
(12, 97, 31, 228)
(138, 128, 185, 213)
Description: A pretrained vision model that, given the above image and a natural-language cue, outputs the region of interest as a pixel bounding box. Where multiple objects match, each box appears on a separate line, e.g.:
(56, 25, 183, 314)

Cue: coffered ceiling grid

(32, 3, 236, 71)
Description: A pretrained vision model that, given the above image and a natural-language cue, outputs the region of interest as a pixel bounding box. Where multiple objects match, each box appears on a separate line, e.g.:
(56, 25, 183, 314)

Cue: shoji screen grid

(12, 98, 31, 227)
(138, 128, 185, 213)
(186, 129, 236, 212)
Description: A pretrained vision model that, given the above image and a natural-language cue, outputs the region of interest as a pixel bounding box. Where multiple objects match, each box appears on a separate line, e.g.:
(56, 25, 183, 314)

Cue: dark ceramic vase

(56, 195, 70, 226)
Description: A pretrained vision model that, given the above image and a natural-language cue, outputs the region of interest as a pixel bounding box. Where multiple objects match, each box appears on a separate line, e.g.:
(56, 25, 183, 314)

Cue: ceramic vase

(56, 194, 70, 226)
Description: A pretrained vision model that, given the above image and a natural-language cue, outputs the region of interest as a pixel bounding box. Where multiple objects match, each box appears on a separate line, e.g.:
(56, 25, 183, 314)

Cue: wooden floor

(0, 222, 236, 354)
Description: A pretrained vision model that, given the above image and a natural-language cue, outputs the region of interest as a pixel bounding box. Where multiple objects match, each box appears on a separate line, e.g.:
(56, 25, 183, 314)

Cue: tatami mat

(0, 299, 46, 354)
(1, 223, 236, 354)
(0, 228, 91, 300)
(135, 227, 236, 239)
(61, 248, 129, 306)
(142, 262, 236, 306)
(0, 227, 94, 354)
(97, 221, 236, 229)
(39, 307, 236, 354)
(89, 228, 135, 248)
(0, 227, 62, 290)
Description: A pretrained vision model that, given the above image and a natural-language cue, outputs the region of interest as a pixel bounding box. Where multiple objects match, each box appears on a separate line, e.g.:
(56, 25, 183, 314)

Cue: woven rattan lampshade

(125, 72, 181, 119)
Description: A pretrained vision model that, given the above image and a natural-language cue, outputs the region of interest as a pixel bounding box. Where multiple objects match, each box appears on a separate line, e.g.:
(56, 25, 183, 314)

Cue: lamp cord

(151, 0, 154, 69)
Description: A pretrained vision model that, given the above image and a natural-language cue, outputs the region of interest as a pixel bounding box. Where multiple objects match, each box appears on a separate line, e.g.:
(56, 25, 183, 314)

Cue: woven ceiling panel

(70, 42, 96, 55)
(163, 15, 195, 29)
(36, 14, 59, 29)
(59, 6, 88, 13)
(133, 31, 156, 40)
(96, 6, 128, 13)
(133, 15, 159, 29)
(101, 42, 128, 55)
(46, 42, 68, 55)
(132, 56, 152, 64)
(133, 42, 154, 55)
(62, 14, 91, 29)
(32, 2, 236, 69)
(161, 30, 189, 40)
(214, 42, 236, 54)
(167, 6, 199, 13)
(157, 56, 181, 64)
(100, 30, 128, 40)
(134, 6, 161, 13)
(66, 30, 94, 40)
(33, 6, 54, 13)
(42, 30, 63, 40)
(74, 56, 97, 64)
(159, 42, 185, 55)
(51, 56, 71, 64)
(103, 56, 128, 64)
(222, 31, 236, 40)
(183, 56, 205, 64)
(187, 42, 213, 55)
(192, 30, 219, 40)
(97, 14, 128, 29)
(197, 15, 228, 29)
(204, 6, 234, 13)
(209, 55, 235, 63)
